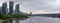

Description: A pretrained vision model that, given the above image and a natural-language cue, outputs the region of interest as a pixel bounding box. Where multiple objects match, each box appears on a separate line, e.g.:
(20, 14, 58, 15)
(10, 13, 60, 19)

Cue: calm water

(9, 16, 60, 23)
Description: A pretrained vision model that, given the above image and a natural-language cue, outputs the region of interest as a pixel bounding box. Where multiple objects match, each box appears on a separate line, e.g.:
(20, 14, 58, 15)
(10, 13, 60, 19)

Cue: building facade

(6, 8, 8, 14)
(2, 2, 7, 14)
(15, 4, 20, 14)
(9, 1, 14, 14)
(0, 6, 2, 14)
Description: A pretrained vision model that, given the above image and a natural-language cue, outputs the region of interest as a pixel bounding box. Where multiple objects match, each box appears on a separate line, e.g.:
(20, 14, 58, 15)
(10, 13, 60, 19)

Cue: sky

(0, 0, 60, 14)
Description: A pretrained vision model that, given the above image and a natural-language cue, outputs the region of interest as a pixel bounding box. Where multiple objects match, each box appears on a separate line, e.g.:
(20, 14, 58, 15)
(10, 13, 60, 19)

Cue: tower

(2, 2, 7, 14)
(6, 8, 8, 14)
(9, 1, 14, 14)
(15, 4, 20, 14)
(0, 6, 2, 14)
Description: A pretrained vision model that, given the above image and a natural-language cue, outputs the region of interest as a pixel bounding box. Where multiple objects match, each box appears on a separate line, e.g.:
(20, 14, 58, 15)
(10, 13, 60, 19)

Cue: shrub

(0, 13, 28, 20)
(0, 14, 13, 20)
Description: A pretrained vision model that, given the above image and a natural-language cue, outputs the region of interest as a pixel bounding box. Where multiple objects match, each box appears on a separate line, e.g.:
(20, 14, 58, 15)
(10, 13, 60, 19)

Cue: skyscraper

(9, 1, 14, 14)
(2, 2, 7, 14)
(15, 4, 20, 14)
(6, 8, 8, 14)
(0, 6, 2, 14)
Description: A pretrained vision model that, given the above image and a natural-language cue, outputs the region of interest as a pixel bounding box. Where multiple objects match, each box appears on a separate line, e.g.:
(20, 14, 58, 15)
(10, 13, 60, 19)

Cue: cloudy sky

(0, 0, 60, 14)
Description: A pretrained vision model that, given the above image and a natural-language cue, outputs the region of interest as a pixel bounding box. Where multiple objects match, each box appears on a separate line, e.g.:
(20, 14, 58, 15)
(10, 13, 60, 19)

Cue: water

(9, 16, 60, 23)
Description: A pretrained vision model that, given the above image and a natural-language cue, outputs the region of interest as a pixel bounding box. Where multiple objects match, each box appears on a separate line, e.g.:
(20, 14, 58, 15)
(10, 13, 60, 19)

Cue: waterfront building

(15, 4, 21, 14)
(0, 6, 2, 14)
(9, 1, 14, 14)
(2, 2, 7, 14)
(6, 8, 8, 14)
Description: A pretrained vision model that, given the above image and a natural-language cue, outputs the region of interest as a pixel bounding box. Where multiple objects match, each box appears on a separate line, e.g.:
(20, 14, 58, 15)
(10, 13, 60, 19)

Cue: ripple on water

(11, 16, 60, 23)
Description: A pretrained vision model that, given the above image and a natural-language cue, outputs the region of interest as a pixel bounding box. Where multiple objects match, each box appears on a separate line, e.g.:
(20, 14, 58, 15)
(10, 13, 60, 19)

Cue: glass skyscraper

(15, 4, 20, 14)
(9, 1, 14, 14)
(2, 2, 7, 14)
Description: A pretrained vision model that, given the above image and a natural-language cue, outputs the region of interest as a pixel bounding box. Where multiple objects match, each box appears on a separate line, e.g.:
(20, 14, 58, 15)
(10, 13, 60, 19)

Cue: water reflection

(8, 20, 13, 23)
(8, 16, 60, 23)
(8, 17, 29, 23)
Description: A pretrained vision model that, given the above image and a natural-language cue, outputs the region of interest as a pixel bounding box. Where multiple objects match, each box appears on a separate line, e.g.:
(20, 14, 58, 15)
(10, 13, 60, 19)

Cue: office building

(0, 6, 2, 14)
(15, 4, 20, 14)
(2, 2, 7, 14)
(9, 1, 14, 14)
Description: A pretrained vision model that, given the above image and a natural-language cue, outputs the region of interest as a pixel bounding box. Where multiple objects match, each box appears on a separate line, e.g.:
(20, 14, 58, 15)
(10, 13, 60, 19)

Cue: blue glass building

(9, 1, 14, 14)
(2, 2, 7, 14)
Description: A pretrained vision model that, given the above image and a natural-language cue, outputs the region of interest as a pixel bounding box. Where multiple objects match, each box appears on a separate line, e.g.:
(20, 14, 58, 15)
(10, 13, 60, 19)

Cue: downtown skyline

(0, 1, 21, 14)
(0, 0, 60, 14)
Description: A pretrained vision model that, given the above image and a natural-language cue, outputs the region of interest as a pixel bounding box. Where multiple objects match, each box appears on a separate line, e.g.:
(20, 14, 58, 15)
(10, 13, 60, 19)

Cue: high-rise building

(9, 1, 14, 14)
(2, 2, 7, 14)
(6, 8, 8, 14)
(0, 6, 2, 14)
(15, 4, 20, 14)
